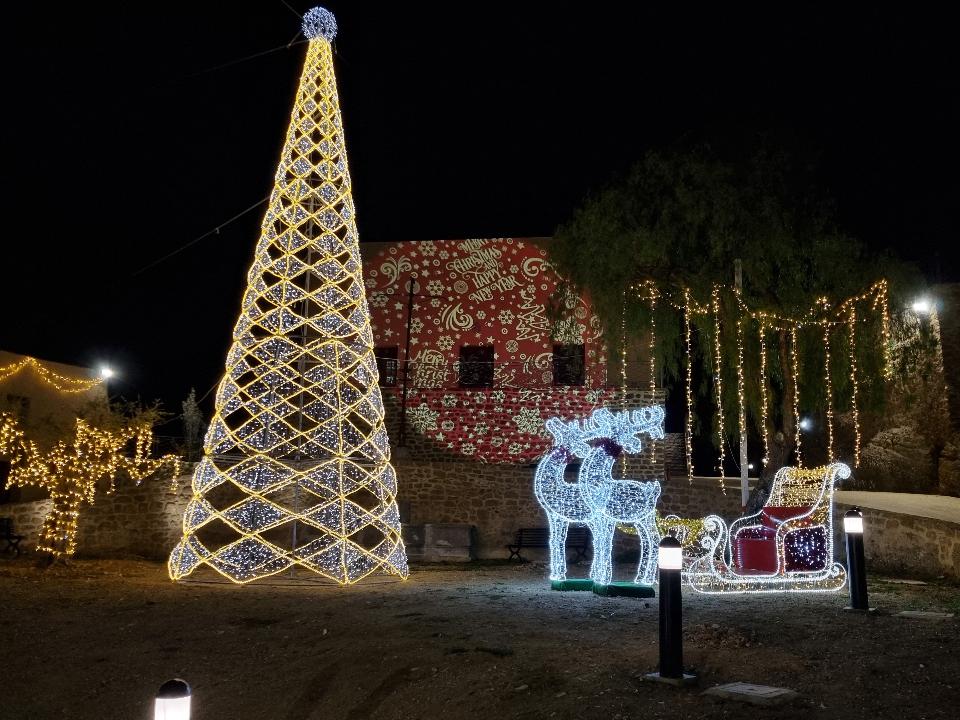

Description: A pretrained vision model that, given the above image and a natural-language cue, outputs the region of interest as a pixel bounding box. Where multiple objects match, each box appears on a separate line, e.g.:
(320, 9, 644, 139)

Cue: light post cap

(658, 535, 683, 570)
(156, 679, 191, 699)
(844, 507, 864, 534)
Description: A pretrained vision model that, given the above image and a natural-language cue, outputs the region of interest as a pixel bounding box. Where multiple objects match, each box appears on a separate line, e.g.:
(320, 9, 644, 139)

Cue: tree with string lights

(1, 404, 180, 561)
(550, 144, 922, 497)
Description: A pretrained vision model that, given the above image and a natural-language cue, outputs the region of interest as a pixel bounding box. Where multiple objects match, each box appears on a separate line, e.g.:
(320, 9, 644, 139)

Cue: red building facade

(361, 238, 619, 463)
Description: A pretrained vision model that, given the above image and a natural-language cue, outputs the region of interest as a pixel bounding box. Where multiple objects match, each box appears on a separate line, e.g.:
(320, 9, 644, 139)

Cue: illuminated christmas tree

(169, 7, 408, 584)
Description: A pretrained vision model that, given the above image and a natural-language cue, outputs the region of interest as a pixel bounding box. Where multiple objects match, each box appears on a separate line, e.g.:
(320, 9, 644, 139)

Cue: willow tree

(550, 145, 916, 485)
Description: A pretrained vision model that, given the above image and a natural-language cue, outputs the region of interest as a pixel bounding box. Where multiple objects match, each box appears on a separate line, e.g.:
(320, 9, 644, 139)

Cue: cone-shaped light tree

(169, 7, 408, 584)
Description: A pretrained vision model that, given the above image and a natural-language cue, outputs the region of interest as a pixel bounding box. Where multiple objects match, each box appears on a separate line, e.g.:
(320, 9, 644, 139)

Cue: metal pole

(735, 258, 748, 508)
(658, 537, 683, 679)
(844, 508, 869, 611)
(397, 274, 417, 447)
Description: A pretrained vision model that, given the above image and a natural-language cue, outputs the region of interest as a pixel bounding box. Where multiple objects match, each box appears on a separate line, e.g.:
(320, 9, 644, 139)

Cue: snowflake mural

(407, 404, 439, 432)
(512, 407, 544, 435)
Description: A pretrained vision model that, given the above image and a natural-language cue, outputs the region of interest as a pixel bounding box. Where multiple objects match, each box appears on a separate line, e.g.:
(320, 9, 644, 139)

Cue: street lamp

(844, 508, 871, 612)
(99, 366, 115, 380)
(911, 298, 933, 315)
(799, 417, 813, 432)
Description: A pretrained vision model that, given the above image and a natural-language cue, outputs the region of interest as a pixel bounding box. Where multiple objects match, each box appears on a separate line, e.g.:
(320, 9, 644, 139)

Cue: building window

(375, 346, 399, 387)
(553, 344, 585, 386)
(459, 346, 494, 387)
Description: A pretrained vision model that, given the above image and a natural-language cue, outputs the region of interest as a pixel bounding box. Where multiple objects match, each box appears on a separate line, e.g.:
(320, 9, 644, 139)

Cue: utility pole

(397, 274, 417, 447)
(735, 258, 748, 509)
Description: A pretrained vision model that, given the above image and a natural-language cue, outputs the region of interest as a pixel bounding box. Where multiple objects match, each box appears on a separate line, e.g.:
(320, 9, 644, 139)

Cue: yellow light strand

(684, 288, 694, 483)
(823, 322, 835, 462)
(620, 289, 628, 474)
(626, 278, 892, 480)
(758, 316, 770, 468)
(848, 306, 861, 467)
(791, 324, 803, 469)
(735, 289, 746, 454)
(711, 285, 726, 490)
(0, 356, 103, 394)
(647, 282, 658, 465)
(879, 280, 893, 379)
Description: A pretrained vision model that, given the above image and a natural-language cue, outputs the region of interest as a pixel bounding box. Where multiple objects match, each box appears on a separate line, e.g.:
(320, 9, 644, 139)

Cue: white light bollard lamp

(844, 507, 872, 612)
(155, 679, 191, 720)
(644, 536, 697, 686)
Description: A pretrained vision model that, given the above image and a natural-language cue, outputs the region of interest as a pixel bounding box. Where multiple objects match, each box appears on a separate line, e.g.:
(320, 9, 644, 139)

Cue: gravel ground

(1, 558, 958, 719)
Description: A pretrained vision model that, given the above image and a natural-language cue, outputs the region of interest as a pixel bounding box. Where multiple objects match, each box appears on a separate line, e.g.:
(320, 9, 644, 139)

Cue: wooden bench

(1, 517, 23, 558)
(507, 526, 590, 562)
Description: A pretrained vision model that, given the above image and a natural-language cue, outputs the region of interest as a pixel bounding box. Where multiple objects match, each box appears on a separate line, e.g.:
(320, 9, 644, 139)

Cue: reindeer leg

(633, 517, 658, 585)
(546, 512, 570, 581)
(589, 518, 615, 586)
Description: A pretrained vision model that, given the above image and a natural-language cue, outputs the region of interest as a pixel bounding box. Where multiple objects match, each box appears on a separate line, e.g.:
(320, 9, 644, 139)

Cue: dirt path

(1, 559, 958, 719)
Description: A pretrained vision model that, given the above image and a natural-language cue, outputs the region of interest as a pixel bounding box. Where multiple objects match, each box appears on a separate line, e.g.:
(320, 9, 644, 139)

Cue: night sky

(3, 3, 957, 419)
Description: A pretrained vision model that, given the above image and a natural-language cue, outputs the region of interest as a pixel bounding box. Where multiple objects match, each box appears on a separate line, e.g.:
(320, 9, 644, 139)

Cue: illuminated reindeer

(577, 407, 665, 586)
(533, 406, 664, 586)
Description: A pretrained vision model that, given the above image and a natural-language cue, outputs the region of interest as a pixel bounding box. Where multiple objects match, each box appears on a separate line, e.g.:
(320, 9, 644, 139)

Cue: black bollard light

(155, 679, 191, 720)
(645, 536, 696, 685)
(844, 508, 871, 611)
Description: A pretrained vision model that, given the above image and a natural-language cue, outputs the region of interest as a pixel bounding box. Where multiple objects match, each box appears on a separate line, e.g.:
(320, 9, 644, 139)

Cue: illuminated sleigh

(685, 463, 850, 593)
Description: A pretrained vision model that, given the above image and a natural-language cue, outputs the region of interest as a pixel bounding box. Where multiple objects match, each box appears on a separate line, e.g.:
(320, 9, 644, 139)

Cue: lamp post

(844, 508, 870, 611)
(155, 679, 191, 720)
(645, 536, 696, 685)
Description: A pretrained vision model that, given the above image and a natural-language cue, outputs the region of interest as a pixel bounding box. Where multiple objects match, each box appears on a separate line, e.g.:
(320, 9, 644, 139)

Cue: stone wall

(396, 460, 543, 558)
(2, 476, 191, 560)
(834, 501, 960, 581)
(6, 467, 956, 581)
(395, 460, 746, 559)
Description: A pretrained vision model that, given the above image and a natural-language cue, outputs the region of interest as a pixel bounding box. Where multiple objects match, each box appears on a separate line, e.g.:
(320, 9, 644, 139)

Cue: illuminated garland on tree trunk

(1, 412, 180, 559)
